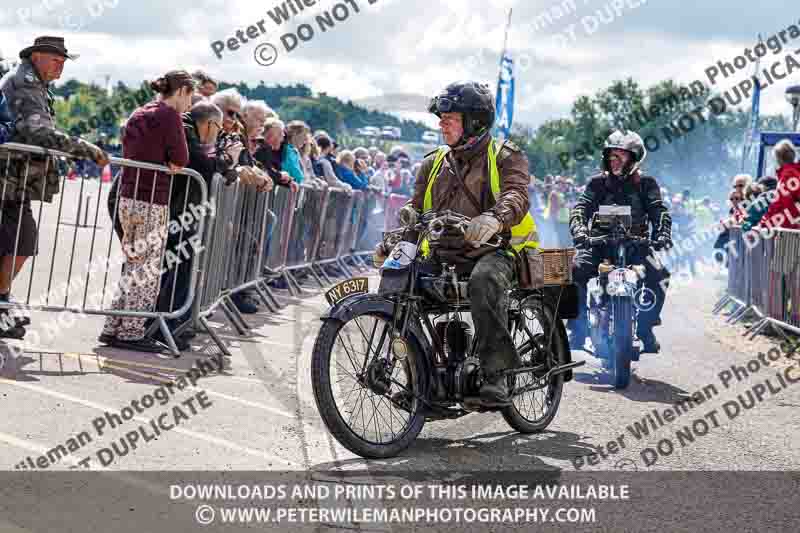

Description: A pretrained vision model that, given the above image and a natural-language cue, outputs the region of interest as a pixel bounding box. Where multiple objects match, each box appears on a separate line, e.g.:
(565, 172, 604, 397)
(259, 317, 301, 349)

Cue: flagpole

(495, 8, 513, 141)
(741, 33, 763, 172)
(501, 8, 513, 60)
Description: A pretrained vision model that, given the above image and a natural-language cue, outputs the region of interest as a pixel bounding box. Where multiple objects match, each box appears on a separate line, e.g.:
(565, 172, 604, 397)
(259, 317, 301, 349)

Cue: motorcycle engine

(456, 357, 482, 398)
(434, 320, 481, 399)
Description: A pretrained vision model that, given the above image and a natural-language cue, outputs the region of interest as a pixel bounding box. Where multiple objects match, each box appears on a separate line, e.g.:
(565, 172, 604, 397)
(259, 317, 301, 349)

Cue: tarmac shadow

(312, 429, 594, 475)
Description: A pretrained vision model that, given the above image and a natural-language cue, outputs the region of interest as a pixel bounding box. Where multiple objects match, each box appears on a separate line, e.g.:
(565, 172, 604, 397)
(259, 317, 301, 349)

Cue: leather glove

(373, 242, 388, 268)
(654, 234, 673, 251)
(398, 205, 419, 227)
(465, 213, 501, 247)
(572, 227, 589, 248)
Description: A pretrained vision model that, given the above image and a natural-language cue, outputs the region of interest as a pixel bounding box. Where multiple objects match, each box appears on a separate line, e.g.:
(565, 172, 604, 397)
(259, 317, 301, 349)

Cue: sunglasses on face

(226, 109, 241, 120)
(735, 184, 745, 188)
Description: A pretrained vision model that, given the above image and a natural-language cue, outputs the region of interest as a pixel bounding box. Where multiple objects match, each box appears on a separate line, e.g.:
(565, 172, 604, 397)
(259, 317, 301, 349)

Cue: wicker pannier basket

(518, 247, 576, 289)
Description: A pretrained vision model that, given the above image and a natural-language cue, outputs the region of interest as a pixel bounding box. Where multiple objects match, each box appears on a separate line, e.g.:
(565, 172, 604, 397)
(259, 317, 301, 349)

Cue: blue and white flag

(494, 54, 515, 140)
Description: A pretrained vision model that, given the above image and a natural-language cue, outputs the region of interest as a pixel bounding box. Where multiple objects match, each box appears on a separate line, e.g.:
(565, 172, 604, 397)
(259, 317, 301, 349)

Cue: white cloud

(1, 0, 797, 128)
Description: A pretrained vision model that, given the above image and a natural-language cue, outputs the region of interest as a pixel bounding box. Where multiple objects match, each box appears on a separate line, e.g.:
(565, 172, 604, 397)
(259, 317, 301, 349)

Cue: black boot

(638, 329, 661, 354)
(479, 372, 512, 406)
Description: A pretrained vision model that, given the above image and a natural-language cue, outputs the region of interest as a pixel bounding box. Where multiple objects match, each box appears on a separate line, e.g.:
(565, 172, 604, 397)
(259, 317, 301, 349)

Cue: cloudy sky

(1, 0, 797, 129)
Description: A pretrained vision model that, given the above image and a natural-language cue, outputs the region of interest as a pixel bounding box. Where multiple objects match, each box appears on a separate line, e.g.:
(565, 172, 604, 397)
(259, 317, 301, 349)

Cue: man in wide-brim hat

(0, 36, 108, 339)
(19, 35, 80, 61)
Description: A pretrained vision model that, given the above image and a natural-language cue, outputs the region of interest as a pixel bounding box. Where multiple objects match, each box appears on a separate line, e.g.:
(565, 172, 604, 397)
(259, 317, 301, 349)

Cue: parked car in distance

(421, 131, 439, 144)
(356, 126, 380, 137)
(381, 126, 402, 140)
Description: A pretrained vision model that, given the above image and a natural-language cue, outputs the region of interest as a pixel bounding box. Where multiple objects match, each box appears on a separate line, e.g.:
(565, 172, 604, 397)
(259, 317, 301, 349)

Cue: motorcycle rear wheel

(502, 299, 566, 433)
(311, 312, 428, 459)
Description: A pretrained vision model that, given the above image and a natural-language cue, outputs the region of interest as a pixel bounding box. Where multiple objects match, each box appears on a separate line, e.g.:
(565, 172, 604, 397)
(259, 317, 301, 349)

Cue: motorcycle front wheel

(502, 298, 566, 433)
(311, 312, 428, 459)
(610, 296, 633, 389)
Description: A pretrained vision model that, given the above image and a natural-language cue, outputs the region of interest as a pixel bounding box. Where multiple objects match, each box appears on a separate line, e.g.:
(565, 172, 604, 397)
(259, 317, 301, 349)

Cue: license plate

(325, 277, 369, 306)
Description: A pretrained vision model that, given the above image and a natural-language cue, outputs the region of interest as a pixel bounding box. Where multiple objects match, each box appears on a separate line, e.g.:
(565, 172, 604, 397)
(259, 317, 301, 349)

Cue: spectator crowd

(0, 37, 424, 352)
(714, 139, 800, 263)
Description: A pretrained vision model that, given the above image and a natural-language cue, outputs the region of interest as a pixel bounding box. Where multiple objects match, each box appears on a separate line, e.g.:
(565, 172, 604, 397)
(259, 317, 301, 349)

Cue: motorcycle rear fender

(319, 294, 434, 385)
(542, 284, 578, 320)
(522, 293, 574, 382)
(554, 315, 574, 382)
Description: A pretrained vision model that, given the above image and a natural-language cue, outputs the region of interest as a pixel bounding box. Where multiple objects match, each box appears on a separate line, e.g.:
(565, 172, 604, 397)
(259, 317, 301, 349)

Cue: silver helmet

(601, 130, 646, 177)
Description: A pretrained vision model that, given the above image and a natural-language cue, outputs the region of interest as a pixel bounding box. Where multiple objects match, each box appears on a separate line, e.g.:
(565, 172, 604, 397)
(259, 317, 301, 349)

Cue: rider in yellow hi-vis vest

(387, 81, 535, 406)
(421, 139, 539, 255)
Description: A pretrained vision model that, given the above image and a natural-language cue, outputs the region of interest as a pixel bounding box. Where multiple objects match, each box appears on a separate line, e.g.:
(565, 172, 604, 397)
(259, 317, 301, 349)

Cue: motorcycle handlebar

(585, 234, 652, 248)
(414, 211, 507, 249)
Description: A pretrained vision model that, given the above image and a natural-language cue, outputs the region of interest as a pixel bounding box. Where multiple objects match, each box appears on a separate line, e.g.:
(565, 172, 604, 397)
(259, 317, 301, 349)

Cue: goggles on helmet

(428, 96, 460, 115)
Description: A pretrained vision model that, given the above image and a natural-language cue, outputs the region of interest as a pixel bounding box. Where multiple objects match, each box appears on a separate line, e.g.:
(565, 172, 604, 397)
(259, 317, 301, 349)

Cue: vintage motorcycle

(311, 210, 583, 458)
(584, 205, 654, 389)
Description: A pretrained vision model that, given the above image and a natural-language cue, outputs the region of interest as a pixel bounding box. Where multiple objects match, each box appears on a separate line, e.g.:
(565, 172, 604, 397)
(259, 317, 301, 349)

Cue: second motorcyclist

(567, 130, 672, 354)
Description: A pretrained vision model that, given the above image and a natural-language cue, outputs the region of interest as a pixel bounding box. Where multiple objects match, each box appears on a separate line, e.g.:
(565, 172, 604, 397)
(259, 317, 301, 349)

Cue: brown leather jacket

(409, 134, 531, 231)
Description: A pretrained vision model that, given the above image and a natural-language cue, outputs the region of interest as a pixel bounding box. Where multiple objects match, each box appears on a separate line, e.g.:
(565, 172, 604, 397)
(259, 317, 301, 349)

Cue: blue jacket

(339, 166, 369, 190)
(0, 92, 13, 144)
(281, 143, 305, 184)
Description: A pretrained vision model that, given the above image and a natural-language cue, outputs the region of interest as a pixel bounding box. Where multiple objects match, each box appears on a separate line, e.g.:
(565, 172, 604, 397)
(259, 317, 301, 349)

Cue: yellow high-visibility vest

(422, 139, 539, 255)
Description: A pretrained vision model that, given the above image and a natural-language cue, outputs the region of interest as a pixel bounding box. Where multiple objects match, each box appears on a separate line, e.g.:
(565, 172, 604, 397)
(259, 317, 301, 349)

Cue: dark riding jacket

(569, 171, 671, 241)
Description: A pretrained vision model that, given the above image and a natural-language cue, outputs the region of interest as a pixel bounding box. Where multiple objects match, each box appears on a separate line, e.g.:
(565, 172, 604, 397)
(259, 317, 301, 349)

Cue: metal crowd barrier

(282, 184, 330, 291)
(189, 177, 287, 339)
(0, 142, 207, 356)
(0, 142, 392, 360)
(261, 184, 300, 296)
(188, 173, 231, 355)
(310, 186, 355, 284)
(714, 226, 800, 342)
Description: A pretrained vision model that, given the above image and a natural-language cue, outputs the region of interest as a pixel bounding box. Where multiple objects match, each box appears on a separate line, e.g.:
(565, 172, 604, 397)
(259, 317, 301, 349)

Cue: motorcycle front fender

(319, 293, 434, 377)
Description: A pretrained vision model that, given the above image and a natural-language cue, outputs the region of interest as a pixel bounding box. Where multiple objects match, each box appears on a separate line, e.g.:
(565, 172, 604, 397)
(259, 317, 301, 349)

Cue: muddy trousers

(469, 250, 521, 376)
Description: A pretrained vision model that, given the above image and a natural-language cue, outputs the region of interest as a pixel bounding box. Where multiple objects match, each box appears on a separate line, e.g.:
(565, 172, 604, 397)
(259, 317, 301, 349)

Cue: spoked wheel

(502, 298, 566, 433)
(311, 312, 428, 459)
